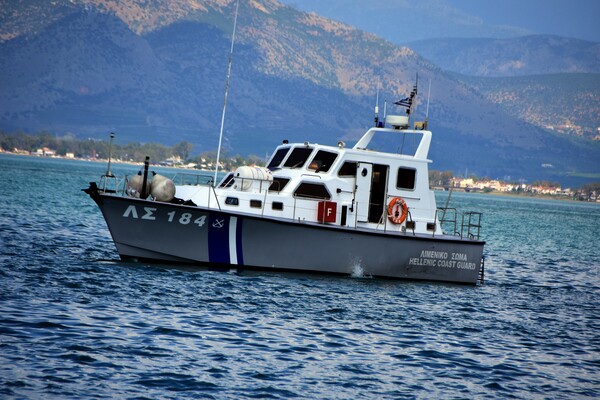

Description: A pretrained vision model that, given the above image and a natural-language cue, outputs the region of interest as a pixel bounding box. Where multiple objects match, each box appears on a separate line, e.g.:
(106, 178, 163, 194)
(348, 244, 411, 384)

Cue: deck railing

(438, 207, 482, 240)
(170, 172, 214, 186)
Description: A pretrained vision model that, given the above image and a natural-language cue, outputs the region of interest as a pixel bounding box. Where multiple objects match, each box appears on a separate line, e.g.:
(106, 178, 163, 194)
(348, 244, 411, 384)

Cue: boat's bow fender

(126, 173, 150, 198)
(150, 173, 176, 202)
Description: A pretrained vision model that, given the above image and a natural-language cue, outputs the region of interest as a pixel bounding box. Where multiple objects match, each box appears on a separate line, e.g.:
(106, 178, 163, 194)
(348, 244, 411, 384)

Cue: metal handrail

(437, 207, 482, 240)
(406, 210, 416, 235)
(210, 185, 221, 210)
(437, 207, 458, 235)
(99, 174, 121, 194)
(461, 211, 482, 240)
(171, 171, 214, 186)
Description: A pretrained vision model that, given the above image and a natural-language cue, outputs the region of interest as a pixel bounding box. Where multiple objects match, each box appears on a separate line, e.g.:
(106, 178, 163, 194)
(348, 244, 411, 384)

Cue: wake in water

(350, 257, 371, 278)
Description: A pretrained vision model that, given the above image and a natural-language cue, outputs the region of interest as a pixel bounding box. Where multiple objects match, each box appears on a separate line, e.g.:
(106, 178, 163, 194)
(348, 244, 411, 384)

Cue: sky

(446, 0, 600, 41)
(279, 0, 600, 42)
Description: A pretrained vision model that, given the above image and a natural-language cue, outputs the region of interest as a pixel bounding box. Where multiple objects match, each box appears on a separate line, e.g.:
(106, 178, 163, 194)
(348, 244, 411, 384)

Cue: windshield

(283, 147, 314, 169)
(267, 147, 290, 170)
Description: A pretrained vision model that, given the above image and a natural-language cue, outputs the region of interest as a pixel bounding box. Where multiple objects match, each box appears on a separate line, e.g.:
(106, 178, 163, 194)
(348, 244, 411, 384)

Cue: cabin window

(272, 201, 284, 211)
(397, 167, 416, 190)
(283, 147, 313, 169)
(338, 161, 357, 177)
(294, 182, 331, 200)
(267, 147, 289, 170)
(219, 173, 235, 188)
(268, 177, 290, 192)
(250, 199, 262, 208)
(308, 150, 338, 173)
(225, 197, 239, 206)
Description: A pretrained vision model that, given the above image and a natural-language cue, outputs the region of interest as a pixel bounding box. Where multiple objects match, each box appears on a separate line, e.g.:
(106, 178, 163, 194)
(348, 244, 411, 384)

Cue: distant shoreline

(433, 187, 596, 204)
(1, 150, 188, 169)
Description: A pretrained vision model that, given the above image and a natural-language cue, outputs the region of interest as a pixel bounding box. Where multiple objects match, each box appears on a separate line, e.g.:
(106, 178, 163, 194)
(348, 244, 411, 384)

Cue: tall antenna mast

(214, 0, 240, 186)
(425, 79, 431, 118)
(425, 78, 431, 129)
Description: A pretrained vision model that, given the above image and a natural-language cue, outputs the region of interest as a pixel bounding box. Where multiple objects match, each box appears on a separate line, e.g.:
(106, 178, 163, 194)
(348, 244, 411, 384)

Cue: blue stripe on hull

(208, 214, 230, 264)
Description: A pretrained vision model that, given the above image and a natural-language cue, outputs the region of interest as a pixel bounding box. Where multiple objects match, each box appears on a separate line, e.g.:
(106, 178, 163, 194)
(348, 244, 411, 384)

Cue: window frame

(250, 199, 262, 208)
(267, 147, 290, 170)
(268, 177, 290, 192)
(307, 150, 338, 173)
(283, 147, 314, 169)
(396, 167, 417, 191)
(293, 182, 332, 200)
(338, 161, 357, 177)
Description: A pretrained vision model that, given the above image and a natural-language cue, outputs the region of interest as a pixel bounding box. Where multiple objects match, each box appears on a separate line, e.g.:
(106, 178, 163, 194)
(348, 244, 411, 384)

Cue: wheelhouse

(197, 123, 443, 236)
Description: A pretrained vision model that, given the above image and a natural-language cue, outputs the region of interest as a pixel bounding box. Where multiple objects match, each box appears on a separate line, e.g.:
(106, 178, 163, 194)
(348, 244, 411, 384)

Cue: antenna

(374, 87, 380, 127)
(424, 78, 432, 129)
(214, 0, 240, 186)
(411, 72, 419, 116)
(425, 79, 431, 118)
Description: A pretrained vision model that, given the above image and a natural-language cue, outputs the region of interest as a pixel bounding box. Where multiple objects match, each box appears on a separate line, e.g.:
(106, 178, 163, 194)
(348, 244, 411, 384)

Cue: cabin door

(355, 162, 389, 224)
(355, 162, 373, 222)
(369, 164, 389, 223)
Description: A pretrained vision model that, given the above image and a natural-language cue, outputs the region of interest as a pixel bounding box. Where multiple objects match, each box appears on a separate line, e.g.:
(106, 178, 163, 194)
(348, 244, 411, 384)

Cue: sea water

(1, 154, 599, 399)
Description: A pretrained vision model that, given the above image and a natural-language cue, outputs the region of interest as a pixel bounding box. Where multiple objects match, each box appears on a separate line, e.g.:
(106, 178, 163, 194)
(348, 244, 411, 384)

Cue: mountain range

(0, 0, 598, 186)
(406, 36, 600, 77)
(276, 0, 532, 43)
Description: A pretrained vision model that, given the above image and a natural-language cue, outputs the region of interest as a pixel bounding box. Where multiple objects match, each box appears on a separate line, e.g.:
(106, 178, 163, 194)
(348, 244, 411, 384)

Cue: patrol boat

(84, 86, 486, 284)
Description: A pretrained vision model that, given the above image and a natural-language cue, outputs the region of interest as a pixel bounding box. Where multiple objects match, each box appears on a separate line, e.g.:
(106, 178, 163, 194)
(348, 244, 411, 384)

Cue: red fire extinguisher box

(317, 201, 337, 223)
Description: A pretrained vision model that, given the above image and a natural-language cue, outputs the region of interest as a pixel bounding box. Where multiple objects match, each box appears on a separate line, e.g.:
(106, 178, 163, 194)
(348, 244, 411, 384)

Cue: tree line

(0, 130, 265, 169)
(0, 130, 194, 162)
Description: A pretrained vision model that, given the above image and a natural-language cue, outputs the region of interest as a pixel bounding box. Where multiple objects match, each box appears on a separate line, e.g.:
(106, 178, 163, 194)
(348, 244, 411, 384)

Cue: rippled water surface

(1, 154, 599, 399)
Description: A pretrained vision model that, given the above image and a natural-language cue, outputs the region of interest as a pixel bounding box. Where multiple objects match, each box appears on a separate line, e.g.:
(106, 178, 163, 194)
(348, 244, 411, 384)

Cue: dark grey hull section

(89, 192, 485, 284)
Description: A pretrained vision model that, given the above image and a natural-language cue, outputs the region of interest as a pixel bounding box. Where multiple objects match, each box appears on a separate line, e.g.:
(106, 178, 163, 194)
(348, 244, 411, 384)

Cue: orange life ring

(387, 197, 408, 224)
